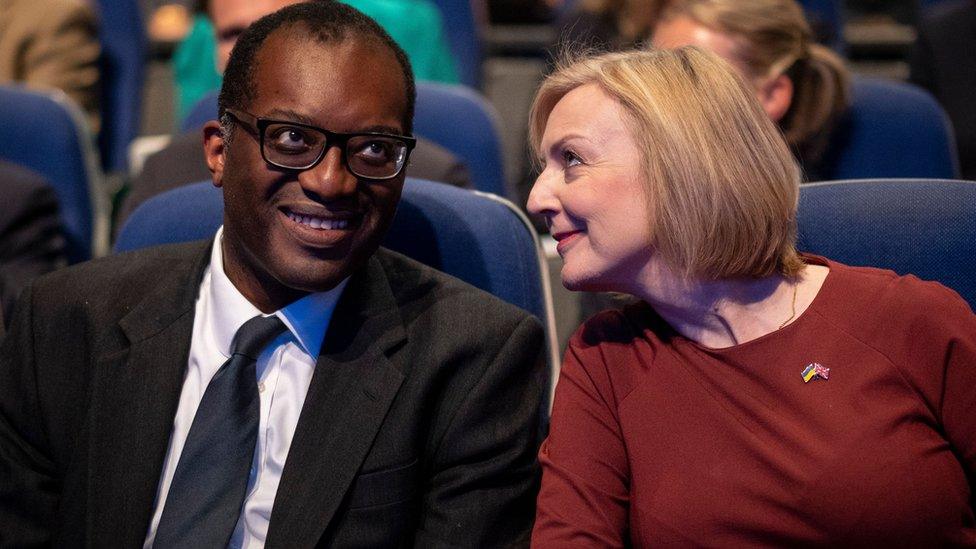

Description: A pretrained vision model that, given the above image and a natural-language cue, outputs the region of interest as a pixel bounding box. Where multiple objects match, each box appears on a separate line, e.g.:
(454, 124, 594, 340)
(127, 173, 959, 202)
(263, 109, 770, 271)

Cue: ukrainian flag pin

(801, 363, 830, 383)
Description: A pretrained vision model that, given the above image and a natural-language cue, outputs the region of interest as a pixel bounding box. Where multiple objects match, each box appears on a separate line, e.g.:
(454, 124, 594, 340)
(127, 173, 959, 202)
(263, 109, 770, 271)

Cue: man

(0, 3, 545, 547)
(119, 0, 470, 227)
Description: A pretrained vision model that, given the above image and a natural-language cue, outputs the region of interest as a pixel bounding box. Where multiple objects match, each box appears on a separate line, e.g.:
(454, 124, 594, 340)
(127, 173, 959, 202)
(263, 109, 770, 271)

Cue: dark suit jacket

(0, 241, 545, 547)
(117, 132, 472, 228)
(0, 159, 66, 322)
(909, 0, 976, 180)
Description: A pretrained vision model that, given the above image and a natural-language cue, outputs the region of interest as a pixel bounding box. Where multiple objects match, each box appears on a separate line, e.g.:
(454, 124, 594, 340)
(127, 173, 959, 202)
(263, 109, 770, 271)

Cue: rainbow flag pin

(801, 363, 830, 383)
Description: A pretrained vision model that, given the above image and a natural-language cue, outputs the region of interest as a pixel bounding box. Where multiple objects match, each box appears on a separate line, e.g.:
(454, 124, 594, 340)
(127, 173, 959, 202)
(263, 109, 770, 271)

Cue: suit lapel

(266, 255, 407, 549)
(86, 242, 211, 547)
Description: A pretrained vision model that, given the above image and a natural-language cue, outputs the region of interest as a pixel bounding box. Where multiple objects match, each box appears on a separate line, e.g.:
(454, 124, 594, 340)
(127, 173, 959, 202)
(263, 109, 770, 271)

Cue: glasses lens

(346, 135, 408, 179)
(263, 123, 326, 169)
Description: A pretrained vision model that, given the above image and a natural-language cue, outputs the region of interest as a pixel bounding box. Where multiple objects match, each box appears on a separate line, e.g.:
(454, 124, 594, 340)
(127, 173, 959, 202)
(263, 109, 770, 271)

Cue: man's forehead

(248, 30, 409, 129)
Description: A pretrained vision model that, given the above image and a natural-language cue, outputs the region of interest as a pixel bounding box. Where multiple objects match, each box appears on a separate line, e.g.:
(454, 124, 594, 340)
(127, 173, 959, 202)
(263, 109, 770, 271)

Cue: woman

(528, 47, 976, 546)
(652, 0, 850, 180)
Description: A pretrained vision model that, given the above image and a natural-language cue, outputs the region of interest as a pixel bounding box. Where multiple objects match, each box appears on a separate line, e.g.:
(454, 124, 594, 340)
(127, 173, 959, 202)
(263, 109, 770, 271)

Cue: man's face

(210, 0, 302, 72)
(205, 31, 409, 312)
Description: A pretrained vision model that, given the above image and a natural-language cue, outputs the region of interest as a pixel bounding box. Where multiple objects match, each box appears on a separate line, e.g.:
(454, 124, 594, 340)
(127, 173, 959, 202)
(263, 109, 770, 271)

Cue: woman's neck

(628, 262, 829, 349)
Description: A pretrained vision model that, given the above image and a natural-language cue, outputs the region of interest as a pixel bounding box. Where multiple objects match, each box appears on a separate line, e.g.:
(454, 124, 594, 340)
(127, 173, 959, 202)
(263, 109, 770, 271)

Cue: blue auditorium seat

(0, 85, 105, 262)
(799, 0, 845, 50)
(821, 77, 960, 180)
(797, 178, 976, 309)
(180, 91, 219, 133)
(429, 0, 483, 88)
(414, 82, 507, 197)
(92, 0, 147, 173)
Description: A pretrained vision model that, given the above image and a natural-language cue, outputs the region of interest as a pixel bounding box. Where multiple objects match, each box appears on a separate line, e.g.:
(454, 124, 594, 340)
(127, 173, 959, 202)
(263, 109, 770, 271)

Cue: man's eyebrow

(262, 109, 405, 135)
(360, 124, 406, 135)
(264, 108, 316, 125)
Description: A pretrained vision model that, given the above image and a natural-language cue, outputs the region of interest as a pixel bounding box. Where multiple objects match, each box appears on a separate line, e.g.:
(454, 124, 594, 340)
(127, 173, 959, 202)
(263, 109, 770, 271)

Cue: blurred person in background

(0, 0, 101, 132)
(0, 160, 66, 323)
(557, 0, 665, 51)
(653, 0, 851, 180)
(528, 45, 976, 546)
(910, 0, 976, 180)
(173, 0, 459, 119)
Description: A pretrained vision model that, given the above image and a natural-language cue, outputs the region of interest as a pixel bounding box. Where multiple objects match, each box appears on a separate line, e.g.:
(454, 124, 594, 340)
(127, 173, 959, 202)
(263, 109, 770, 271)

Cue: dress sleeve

(532, 322, 630, 548)
(933, 293, 976, 490)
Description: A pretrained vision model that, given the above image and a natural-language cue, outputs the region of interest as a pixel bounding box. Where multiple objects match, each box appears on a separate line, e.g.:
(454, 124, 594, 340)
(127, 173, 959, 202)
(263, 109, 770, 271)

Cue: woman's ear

(758, 74, 794, 122)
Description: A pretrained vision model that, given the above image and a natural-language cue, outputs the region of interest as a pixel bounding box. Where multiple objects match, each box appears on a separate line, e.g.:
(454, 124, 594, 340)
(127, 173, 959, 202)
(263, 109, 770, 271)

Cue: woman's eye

(562, 149, 583, 167)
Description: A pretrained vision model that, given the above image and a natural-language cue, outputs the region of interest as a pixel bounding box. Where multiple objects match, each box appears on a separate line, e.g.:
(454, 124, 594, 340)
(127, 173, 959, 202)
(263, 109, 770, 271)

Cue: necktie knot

(232, 315, 287, 360)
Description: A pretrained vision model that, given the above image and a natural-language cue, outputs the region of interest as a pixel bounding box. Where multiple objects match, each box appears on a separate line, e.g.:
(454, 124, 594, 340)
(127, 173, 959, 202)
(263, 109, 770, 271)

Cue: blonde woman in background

(528, 46, 976, 546)
(653, 0, 850, 180)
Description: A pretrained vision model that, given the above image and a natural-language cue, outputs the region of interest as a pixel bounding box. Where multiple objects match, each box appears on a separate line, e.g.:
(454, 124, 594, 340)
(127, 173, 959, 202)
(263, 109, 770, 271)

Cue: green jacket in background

(173, 1, 459, 124)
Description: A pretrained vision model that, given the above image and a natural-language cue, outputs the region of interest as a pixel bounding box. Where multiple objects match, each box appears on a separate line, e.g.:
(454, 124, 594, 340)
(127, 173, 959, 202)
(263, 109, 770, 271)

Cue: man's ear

(757, 74, 794, 123)
(203, 121, 226, 188)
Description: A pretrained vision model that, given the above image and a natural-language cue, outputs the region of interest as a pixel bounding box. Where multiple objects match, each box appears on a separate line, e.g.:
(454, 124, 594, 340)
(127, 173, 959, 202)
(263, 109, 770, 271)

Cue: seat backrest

(92, 0, 147, 173)
(798, 0, 845, 51)
(797, 178, 976, 309)
(821, 77, 959, 180)
(414, 82, 507, 197)
(0, 85, 105, 262)
(181, 91, 219, 133)
(429, 0, 483, 88)
(114, 178, 560, 379)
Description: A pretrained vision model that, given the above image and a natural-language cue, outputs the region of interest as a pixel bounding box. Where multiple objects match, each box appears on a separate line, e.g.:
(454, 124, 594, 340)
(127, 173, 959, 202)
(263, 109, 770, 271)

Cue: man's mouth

(285, 211, 350, 230)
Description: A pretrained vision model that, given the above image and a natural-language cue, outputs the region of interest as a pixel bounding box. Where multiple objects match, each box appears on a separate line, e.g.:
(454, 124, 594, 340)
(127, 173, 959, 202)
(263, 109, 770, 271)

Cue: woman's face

(652, 16, 747, 74)
(527, 84, 655, 293)
(652, 16, 792, 122)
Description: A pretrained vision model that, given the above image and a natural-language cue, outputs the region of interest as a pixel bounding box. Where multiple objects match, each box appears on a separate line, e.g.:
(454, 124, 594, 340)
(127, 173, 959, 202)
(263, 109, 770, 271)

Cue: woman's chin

(561, 268, 614, 293)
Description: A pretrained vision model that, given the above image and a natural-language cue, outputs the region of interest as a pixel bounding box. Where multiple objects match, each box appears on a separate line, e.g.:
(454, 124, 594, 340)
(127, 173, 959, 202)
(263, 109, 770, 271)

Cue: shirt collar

(208, 227, 349, 359)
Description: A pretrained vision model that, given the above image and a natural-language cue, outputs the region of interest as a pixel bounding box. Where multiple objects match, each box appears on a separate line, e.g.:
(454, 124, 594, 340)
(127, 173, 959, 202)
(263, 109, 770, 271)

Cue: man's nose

(298, 146, 358, 200)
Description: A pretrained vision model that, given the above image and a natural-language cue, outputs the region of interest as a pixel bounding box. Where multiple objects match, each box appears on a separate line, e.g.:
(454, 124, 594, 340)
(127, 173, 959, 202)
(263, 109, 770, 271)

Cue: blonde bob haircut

(530, 46, 805, 280)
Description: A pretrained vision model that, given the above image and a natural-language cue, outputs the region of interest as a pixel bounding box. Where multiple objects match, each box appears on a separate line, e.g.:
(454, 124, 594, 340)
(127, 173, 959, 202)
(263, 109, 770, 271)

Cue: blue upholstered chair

(414, 82, 506, 198)
(180, 91, 219, 133)
(92, 0, 147, 173)
(182, 84, 508, 198)
(797, 178, 976, 309)
(114, 178, 559, 384)
(429, 0, 483, 88)
(0, 85, 106, 262)
(798, 0, 845, 51)
(821, 77, 959, 180)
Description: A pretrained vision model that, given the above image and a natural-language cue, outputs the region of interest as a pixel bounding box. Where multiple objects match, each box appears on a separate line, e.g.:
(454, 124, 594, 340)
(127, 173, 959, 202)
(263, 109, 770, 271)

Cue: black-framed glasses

(225, 108, 416, 180)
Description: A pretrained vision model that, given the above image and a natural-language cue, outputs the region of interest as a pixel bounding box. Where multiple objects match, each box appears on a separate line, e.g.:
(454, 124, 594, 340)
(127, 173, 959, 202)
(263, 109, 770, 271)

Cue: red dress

(532, 257, 976, 547)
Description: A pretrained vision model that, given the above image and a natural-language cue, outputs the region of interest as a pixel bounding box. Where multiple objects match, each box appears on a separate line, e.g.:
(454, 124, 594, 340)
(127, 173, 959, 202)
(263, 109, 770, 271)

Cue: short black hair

(219, 0, 416, 134)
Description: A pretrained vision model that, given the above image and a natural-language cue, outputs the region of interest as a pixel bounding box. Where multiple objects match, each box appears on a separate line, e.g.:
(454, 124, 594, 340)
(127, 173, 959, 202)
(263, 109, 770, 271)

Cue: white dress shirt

(144, 228, 348, 548)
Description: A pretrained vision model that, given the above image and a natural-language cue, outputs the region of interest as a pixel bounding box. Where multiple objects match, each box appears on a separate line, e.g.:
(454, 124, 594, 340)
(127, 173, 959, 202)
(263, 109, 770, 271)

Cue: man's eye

(270, 127, 313, 153)
(353, 140, 396, 165)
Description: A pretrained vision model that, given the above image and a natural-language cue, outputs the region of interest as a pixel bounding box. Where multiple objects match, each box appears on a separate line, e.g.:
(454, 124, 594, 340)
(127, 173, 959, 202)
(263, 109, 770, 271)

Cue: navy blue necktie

(154, 315, 287, 548)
